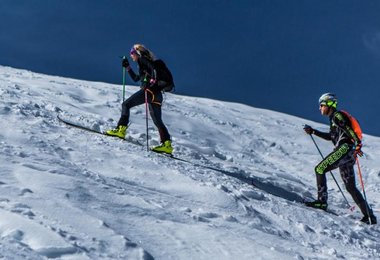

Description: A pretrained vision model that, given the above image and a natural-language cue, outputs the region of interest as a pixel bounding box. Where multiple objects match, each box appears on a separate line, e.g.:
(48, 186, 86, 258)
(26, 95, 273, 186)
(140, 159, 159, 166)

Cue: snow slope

(0, 65, 379, 259)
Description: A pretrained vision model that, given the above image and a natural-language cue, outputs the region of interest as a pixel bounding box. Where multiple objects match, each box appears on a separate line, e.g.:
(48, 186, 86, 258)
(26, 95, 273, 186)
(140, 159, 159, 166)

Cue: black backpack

(153, 59, 175, 92)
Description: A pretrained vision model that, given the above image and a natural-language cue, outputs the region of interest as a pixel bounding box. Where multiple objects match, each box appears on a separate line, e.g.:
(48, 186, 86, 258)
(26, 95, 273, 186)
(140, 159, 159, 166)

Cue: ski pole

(309, 135, 354, 211)
(144, 89, 149, 151)
(356, 157, 373, 224)
(122, 56, 126, 102)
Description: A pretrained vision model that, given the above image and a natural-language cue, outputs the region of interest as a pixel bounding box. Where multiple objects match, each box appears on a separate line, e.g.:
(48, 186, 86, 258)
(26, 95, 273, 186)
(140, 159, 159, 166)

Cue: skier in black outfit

(106, 44, 173, 154)
(303, 93, 376, 225)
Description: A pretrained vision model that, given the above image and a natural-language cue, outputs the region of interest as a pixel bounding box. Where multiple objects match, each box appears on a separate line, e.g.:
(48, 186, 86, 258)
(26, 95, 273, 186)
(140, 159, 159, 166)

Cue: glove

(354, 143, 363, 157)
(303, 124, 314, 135)
(149, 78, 157, 86)
(122, 57, 130, 68)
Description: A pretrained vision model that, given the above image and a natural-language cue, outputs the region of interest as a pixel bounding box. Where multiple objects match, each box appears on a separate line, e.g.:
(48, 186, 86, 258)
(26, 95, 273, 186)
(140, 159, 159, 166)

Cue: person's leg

(145, 90, 170, 143)
(146, 90, 172, 154)
(315, 173, 328, 203)
(340, 164, 375, 219)
(149, 103, 171, 143)
(118, 89, 145, 126)
(106, 89, 145, 138)
(309, 143, 351, 208)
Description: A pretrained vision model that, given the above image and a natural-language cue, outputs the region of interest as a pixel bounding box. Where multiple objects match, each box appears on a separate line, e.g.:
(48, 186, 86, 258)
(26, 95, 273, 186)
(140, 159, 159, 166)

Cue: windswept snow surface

(0, 65, 379, 259)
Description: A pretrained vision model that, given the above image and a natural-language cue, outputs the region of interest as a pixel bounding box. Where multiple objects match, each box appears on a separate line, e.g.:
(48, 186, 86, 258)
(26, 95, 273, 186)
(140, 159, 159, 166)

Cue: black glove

(303, 124, 314, 135)
(122, 57, 130, 68)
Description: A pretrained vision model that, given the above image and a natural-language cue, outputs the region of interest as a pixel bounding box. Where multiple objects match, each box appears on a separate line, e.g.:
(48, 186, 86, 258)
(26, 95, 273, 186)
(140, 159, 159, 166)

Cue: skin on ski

(57, 115, 143, 146)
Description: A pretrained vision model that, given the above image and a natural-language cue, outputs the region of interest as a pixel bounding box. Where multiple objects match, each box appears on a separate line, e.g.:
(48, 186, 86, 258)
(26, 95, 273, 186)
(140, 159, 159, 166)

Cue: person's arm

(127, 68, 140, 82)
(122, 57, 140, 82)
(313, 129, 332, 140)
(303, 125, 331, 140)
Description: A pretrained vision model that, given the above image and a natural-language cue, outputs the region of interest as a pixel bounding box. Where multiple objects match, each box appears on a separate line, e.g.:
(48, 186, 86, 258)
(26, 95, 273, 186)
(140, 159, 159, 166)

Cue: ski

(57, 114, 206, 165)
(58, 114, 341, 216)
(57, 115, 144, 146)
(151, 150, 191, 163)
(250, 180, 341, 216)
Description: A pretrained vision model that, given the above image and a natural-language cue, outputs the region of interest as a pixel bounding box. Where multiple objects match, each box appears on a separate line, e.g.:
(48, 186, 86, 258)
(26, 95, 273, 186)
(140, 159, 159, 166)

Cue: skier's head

(130, 44, 155, 61)
(319, 93, 337, 116)
(319, 93, 337, 108)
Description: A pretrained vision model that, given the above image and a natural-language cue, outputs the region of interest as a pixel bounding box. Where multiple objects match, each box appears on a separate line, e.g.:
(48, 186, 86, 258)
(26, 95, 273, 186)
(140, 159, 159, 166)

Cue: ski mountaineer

(303, 93, 377, 225)
(106, 44, 173, 154)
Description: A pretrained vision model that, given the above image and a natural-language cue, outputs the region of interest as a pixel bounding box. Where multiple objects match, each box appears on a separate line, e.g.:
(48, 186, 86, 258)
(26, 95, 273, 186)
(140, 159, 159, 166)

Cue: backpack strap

(338, 110, 362, 145)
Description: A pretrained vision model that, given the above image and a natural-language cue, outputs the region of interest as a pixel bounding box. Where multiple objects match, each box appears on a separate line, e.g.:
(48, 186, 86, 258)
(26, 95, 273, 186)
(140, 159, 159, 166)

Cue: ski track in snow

(0, 66, 379, 259)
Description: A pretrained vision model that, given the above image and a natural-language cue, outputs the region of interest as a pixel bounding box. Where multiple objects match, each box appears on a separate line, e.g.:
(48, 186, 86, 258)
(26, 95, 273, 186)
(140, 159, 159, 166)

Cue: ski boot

(151, 140, 173, 155)
(304, 200, 328, 211)
(105, 125, 128, 139)
(360, 215, 377, 225)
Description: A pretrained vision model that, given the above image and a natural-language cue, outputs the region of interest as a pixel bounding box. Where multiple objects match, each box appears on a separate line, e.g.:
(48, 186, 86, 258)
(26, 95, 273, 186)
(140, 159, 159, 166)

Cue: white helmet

(319, 93, 337, 108)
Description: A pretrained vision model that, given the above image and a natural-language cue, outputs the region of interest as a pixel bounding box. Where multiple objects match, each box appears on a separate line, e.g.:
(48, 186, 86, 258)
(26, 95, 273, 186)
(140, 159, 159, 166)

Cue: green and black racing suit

(313, 110, 373, 217)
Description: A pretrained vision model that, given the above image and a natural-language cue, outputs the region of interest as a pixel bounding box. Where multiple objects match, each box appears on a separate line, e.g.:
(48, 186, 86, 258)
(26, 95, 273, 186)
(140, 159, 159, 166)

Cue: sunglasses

(130, 48, 138, 55)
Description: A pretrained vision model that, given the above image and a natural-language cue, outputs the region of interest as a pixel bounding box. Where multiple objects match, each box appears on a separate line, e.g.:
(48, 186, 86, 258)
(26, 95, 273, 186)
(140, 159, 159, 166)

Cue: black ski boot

(360, 215, 377, 225)
(304, 200, 328, 211)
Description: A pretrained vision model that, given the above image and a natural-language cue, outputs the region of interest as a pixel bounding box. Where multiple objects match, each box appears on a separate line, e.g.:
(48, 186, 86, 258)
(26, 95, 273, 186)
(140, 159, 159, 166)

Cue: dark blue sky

(1, 1, 380, 136)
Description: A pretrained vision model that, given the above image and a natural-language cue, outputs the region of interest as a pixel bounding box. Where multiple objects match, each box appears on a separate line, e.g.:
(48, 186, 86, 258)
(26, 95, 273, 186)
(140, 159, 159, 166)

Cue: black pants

(314, 143, 373, 217)
(117, 88, 170, 143)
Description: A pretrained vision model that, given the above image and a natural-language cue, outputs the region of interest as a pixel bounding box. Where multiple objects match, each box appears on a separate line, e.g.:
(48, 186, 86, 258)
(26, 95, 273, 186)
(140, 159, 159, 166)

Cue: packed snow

(0, 65, 379, 259)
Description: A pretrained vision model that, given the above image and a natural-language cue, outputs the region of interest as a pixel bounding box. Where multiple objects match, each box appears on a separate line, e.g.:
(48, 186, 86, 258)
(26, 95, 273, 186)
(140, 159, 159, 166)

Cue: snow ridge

(0, 66, 379, 259)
